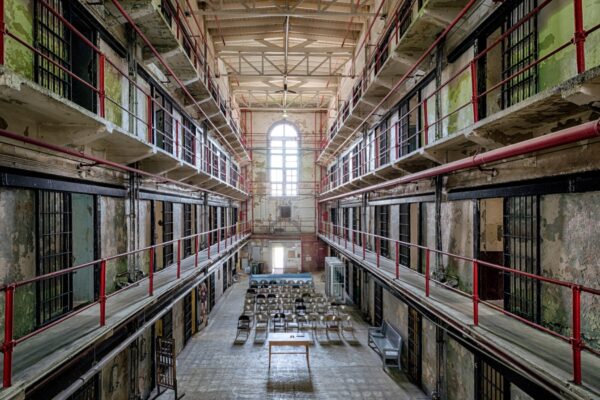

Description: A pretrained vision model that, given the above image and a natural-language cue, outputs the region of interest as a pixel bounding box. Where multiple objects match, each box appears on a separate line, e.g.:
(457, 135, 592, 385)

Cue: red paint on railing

(149, 247, 154, 296)
(572, 285, 582, 384)
(573, 0, 586, 74)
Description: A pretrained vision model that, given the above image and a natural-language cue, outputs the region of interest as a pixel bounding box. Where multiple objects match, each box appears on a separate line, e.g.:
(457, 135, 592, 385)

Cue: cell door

(162, 202, 174, 268)
(407, 307, 422, 385)
(503, 195, 540, 323)
(36, 190, 73, 326)
(208, 273, 216, 311)
(183, 203, 193, 257)
(375, 205, 390, 257)
(399, 203, 410, 267)
(476, 357, 510, 400)
(374, 281, 383, 327)
(352, 264, 361, 306)
(183, 291, 193, 344)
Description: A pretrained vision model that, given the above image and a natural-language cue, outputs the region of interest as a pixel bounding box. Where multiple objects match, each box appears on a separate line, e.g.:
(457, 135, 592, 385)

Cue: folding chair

(254, 313, 269, 343)
(235, 315, 251, 343)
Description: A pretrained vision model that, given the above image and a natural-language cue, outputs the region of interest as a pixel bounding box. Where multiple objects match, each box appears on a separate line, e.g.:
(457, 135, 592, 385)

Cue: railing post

(98, 54, 106, 119)
(395, 242, 399, 279)
(573, 0, 586, 74)
(99, 260, 106, 326)
(148, 247, 154, 296)
(3, 285, 15, 388)
(194, 235, 199, 268)
(473, 260, 479, 326)
(376, 237, 380, 268)
(572, 285, 582, 384)
(177, 239, 181, 279)
(470, 60, 479, 123)
(425, 249, 430, 297)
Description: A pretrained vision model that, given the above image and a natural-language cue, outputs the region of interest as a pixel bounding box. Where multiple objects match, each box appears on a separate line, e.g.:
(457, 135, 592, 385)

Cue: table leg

(306, 345, 310, 371)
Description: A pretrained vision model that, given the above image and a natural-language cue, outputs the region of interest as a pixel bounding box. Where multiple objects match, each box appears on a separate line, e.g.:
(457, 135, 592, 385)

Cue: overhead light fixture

(282, 109, 288, 119)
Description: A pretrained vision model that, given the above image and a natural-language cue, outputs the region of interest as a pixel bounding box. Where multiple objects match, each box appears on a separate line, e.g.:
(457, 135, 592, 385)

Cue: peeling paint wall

(540, 192, 600, 350)
(441, 200, 474, 292)
(421, 317, 437, 397)
(440, 48, 474, 138)
(101, 196, 129, 294)
(102, 348, 129, 400)
(445, 335, 474, 400)
(0, 188, 36, 338)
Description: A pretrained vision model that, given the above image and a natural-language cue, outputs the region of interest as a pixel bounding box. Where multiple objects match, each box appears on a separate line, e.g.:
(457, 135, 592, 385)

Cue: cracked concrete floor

(163, 274, 428, 399)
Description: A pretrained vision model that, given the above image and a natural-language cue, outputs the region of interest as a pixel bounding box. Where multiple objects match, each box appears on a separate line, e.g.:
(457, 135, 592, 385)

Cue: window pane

(271, 183, 283, 196)
(285, 140, 297, 148)
(271, 169, 283, 182)
(285, 155, 297, 168)
(271, 155, 283, 168)
(286, 169, 297, 182)
(271, 140, 283, 148)
(286, 184, 297, 196)
(286, 148, 297, 155)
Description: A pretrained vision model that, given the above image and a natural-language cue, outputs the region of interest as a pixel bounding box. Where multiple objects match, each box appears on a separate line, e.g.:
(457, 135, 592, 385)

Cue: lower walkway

(170, 275, 427, 399)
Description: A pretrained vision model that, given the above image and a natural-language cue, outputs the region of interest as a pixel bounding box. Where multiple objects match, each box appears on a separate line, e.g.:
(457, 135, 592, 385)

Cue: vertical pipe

(98, 54, 106, 119)
(572, 285, 582, 384)
(573, 0, 586, 74)
(3, 285, 15, 388)
(177, 239, 181, 279)
(0, 0, 5, 66)
(99, 260, 107, 326)
(148, 247, 154, 296)
(362, 232, 366, 260)
(473, 260, 479, 326)
(376, 237, 380, 268)
(207, 230, 211, 259)
(425, 249, 430, 297)
(195, 235, 199, 268)
(147, 94, 153, 144)
(470, 60, 479, 123)
(395, 241, 399, 279)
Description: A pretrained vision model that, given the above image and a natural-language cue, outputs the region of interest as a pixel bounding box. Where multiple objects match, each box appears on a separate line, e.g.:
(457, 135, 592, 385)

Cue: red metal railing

(320, 0, 599, 189)
(0, 0, 247, 170)
(321, 221, 599, 385)
(0, 221, 250, 388)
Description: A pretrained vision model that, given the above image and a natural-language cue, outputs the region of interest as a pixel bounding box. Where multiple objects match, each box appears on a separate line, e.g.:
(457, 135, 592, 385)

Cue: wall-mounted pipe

(319, 119, 600, 202)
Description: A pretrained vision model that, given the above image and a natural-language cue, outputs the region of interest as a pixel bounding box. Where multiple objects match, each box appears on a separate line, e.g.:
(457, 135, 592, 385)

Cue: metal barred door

(503, 195, 540, 323)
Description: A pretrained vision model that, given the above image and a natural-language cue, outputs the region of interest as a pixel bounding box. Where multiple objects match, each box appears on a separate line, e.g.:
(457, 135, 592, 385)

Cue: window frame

(268, 122, 299, 197)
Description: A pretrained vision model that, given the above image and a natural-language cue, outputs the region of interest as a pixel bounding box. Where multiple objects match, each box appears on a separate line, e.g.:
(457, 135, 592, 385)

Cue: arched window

(269, 122, 298, 196)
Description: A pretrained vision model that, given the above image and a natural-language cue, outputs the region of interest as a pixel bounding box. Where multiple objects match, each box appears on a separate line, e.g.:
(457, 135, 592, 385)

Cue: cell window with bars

(375, 205, 390, 257)
(477, 358, 509, 400)
(407, 307, 422, 385)
(352, 207, 361, 245)
(36, 190, 73, 327)
(182, 118, 196, 165)
(501, 0, 538, 109)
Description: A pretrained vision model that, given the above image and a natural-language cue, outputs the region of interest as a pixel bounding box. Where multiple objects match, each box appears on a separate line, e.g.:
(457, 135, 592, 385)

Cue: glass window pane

(271, 140, 283, 148)
(285, 155, 297, 168)
(286, 170, 297, 182)
(271, 169, 283, 182)
(285, 140, 297, 148)
(271, 155, 283, 168)
(286, 148, 297, 155)
(271, 183, 283, 196)
(286, 184, 297, 196)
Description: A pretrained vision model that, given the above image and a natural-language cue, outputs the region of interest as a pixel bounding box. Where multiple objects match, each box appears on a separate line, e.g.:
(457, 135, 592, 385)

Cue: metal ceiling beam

(193, 10, 376, 18)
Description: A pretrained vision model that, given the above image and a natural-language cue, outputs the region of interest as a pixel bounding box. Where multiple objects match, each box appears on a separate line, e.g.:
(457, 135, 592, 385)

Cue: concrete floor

(167, 275, 428, 400)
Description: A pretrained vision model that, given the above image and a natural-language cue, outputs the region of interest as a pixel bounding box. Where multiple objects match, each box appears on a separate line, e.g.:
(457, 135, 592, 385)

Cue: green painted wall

(441, 50, 474, 138)
(105, 63, 123, 127)
(5, 0, 34, 80)
(101, 197, 128, 294)
(583, 0, 600, 70)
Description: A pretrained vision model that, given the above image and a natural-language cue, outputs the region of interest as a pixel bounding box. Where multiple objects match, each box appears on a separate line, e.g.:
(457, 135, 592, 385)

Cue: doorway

(476, 198, 504, 303)
(272, 246, 285, 273)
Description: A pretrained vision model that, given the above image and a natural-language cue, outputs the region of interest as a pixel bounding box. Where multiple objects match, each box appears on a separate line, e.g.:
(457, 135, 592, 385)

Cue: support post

(99, 260, 106, 326)
(98, 54, 106, 119)
(425, 249, 430, 297)
(473, 260, 479, 326)
(395, 242, 399, 279)
(573, 0, 586, 74)
(177, 239, 181, 279)
(572, 285, 582, 384)
(3, 285, 15, 388)
(148, 247, 154, 296)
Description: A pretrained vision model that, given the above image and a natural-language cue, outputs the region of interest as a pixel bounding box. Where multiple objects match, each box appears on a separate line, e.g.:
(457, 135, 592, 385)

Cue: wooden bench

(368, 320, 402, 369)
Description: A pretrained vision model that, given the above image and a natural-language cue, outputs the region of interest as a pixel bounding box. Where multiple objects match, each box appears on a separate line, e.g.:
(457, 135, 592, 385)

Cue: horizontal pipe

(319, 119, 600, 202)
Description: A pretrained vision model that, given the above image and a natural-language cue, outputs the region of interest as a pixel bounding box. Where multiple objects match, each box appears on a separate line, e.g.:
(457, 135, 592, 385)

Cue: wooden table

(268, 333, 311, 371)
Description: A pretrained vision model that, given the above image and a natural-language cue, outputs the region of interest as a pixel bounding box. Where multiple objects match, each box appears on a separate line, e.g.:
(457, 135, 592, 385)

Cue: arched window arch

(269, 122, 298, 196)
